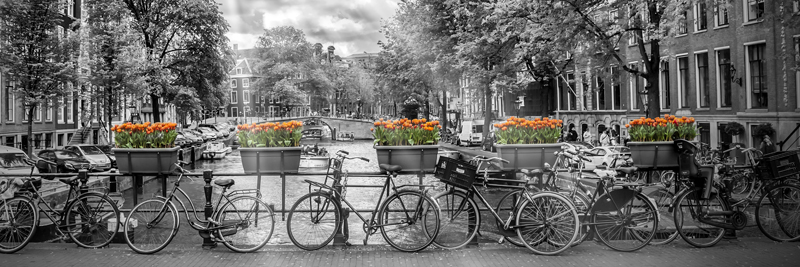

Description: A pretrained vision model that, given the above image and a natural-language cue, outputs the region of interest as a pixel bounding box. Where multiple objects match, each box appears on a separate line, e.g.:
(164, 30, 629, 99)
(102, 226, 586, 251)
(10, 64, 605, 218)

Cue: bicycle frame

(330, 174, 426, 232)
(18, 179, 110, 240)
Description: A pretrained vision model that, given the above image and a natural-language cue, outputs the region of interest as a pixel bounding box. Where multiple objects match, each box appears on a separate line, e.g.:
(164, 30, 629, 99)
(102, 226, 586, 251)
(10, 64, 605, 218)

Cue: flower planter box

(495, 143, 562, 171)
(627, 141, 679, 168)
(113, 147, 180, 174)
(374, 145, 440, 173)
(239, 147, 302, 174)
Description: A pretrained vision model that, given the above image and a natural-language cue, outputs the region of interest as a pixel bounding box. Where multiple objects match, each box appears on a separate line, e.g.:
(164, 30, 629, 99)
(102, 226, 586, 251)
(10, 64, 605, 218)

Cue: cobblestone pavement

(2, 237, 799, 267)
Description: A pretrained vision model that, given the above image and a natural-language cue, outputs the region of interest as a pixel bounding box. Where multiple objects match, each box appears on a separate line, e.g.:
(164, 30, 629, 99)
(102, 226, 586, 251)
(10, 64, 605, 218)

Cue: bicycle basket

(435, 157, 478, 189)
(756, 150, 800, 180)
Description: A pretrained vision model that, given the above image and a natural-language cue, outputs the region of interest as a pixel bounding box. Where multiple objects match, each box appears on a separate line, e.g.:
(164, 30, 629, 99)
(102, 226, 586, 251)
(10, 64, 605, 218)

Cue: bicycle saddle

(214, 179, 234, 187)
(615, 167, 638, 175)
(379, 164, 402, 172)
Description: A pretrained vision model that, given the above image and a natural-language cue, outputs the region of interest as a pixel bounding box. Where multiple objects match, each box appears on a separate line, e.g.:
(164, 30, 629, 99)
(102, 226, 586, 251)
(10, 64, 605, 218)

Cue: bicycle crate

(434, 157, 478, 189)
(756, 150, 800, 180)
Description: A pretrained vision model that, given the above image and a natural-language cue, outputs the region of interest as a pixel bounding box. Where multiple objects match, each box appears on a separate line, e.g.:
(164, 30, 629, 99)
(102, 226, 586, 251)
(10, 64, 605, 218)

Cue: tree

(120, 0, 230, 123)
(252, 26, 312, 111)
(0, 0, 78, 155)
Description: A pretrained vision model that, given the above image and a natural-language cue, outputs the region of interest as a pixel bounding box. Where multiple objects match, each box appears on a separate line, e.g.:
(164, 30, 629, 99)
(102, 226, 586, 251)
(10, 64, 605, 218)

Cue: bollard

(201, 169, 216, 249)
(191, 147, 197, 169)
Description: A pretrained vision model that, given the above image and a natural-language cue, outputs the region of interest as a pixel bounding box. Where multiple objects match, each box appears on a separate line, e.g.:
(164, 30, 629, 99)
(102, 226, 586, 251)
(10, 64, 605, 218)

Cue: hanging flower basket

(372, 118, 441, 172)
(237, 121, 303, 174)
(111, 122, 180, 174)
(625, 115, 697, 168)
(492, 117, 564, 171)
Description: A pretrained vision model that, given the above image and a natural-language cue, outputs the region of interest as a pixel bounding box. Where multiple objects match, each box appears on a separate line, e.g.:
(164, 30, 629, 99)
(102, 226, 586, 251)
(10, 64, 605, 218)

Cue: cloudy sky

(217, 0, 399, 57)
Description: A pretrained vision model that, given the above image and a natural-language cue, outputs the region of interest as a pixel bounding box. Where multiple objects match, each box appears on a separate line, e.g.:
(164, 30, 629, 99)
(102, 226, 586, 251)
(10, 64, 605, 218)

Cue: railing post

(202, 169, 216, 249)
(109, 169, 117, 192)
(78, 169, 89, 195)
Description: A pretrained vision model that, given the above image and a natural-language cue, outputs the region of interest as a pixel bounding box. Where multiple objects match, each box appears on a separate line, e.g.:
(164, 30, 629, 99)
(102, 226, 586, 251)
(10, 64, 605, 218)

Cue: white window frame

(4, 83, 14, 123)
(230, 79, 237, 88)
(744, 40, 767, 110)
(695, 50, 710, 108)
(714, 47, 732, 109)
(243, 106, 250, 116)
(231, 107, 238, 117)
(694, 3, 708, 32)
(254, 92, 259, 103)
(269, 106, 275, 117)
(594, 73, 605, 110)
(659, 58, 671, 111)
(57, 97, 64, 122)
(35, 103, 42, 122)
(676, 53, 690, 108)
(677, 11, 689, 36)
(628, 62, 640, 111)
(714, 6, 729, 28)
(610, 65, 621, 110)
(242, 78, 249, 88)
(243, 90, 250, 104)
(557, 72, 576, 111)
(230, 91, 238, 104)
(743, 0, 765, 23)
(46, 99, 52, 121)
(66, 93, 73, 123)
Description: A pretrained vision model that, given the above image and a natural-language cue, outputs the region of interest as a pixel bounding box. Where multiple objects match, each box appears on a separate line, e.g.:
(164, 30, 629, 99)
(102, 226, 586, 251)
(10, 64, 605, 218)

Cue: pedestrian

(600, 130, 610, 147)
(760, 135, 776, 154)
(610, 129, 619, 146)
(583, 129, 592, 144)
(567, 125, 578, 142)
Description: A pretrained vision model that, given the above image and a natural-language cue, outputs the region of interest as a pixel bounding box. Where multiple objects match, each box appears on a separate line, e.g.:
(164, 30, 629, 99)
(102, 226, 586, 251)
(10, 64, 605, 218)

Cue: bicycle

(286, 150, 440, 252)
(432, 155, 580, 255)
(124, 162, 274, 254)
(671, 139, 800, 248)
(0, 159, 121, 253)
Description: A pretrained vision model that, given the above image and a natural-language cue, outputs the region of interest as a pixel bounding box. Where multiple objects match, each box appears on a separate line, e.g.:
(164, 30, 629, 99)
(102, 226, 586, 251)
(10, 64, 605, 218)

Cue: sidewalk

(2, 237, 798, 267)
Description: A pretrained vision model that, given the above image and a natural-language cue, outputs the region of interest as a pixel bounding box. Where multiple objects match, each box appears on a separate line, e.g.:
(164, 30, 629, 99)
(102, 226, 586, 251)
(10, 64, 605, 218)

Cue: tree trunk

(26, 105, 35, 156)
(107, 86, 113, 144)
(150, 93, 161, 123)
(483, 81, 492, 140)
(645, 41, 661, 119)
(442, 90, 447, 131)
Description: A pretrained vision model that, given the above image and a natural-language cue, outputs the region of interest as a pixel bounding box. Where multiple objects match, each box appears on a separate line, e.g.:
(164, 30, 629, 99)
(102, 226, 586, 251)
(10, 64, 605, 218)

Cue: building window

(242, 78, 249, 88)
(230, 79, 237, 88)
(717, 49, 733, 108)
(230, 91, 237, 104)
(715, 7, 729, 27)
(699, 122, 711, 143)
(231, 107, 238, 117)
(695, 3, 708, 31)
(678, 56, 690, 108)
(243, 106, 250, 117)
(696, 52, 710, 108)
(612, 66, 621, 110)
(745, 0, 765, 22)
(236, 68, 242, 75)
(45, 133, 52, 149)
(57, 98, 64, 122)
(4, 79, 14, 122)
(243, 90, 250, 103)
(678, 11, 688, 35)
(582, 73, 590, 110)
(66, 93, 73, 123)
(796, 36, 800, 108)
(596, 75, 606, 110)
(46, 99, 52, 121)
(629, 63, 642, 110)
(559, 73, 576, 110)
(660, 60, 671, 110)
(746, 43, 767, 109)
(35, 104, 42, 121)
(57, 134, 63, 147)
(254, 92, 260, 103)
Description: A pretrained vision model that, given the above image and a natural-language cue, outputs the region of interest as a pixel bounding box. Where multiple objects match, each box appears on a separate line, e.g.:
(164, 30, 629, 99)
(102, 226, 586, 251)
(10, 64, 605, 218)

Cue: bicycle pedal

(498, 237, 505, 244)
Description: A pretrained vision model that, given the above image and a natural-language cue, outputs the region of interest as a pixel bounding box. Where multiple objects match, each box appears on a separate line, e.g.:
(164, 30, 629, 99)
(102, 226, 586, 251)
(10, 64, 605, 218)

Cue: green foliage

(112, 122, 178, 148)
(627, 115, 697, 142)
(372, 118, 440, 146)
(236, 121, 303, 148)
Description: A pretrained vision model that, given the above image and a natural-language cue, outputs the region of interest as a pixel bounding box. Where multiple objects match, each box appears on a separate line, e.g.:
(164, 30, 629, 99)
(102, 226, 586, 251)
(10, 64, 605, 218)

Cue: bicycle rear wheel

(593, 192, 658, 252)
(0, 197, 37, 254)
(125, 199, 179, 254)
(515, 191, 579, 255)
(673, 187, 727, 248)
(755, 184, 800, 242)
(432, 189, 479, 249)
(65, 193, 120, 248)
(379, 190, 440, 252)
(216, 196, 274, 252)
(644, 187, 679, 245)
(287, 192, 340, 251)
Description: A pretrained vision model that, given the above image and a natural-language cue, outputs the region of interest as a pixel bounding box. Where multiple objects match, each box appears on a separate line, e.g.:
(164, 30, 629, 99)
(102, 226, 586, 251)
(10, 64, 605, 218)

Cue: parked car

(179, 131, 204, 145)
(94, 145, 117, 167)
(189, 128, 215, 142)
(36, 149, 95, 173)
(0, 146, 40, 195)
(199, 123, 231, 138)
(481, 131, 497, 152)
(64, 145, 113, 171)
(582, 146, 633, 170)
(199, 126, 224, 139)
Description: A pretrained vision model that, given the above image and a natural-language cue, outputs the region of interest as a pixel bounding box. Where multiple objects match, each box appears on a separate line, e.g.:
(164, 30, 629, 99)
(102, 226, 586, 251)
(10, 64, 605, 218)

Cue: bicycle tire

(673, 187, 727, 248)
(125, 199, 179, 254)
(431, 189, 480, 250)
(216, 196, 274, 252)
(755, 184, 800, 242)
(515, 191, 580, 255)
(65, 193, 121, 248)
(379, 190, 440, 252)
(495, 189, 526, 247)
(287, 192, 341, 251)
(644, 188, 679, 245)
(0, 197, 38, 254)
(567, 190, 592, 247)
(593, 192, 658, 252)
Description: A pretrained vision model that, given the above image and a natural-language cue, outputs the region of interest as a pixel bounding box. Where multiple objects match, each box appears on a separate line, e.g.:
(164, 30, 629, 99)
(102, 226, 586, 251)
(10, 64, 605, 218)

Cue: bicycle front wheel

(432, 189, 480, 249)
(515, 191, 579, 255)
(216, 196, 274, 252)
(0, 197, 37, 254)
(644, 188, 679, 245)
(593, 192, 658, 252)
(756, 184, 800, 242)
(65, 193, 120, 248)
(673, 187, 727, 248)
(125, 199, 179, 254)
(379, 190, 440, 252)
(287, 192, 341, 251)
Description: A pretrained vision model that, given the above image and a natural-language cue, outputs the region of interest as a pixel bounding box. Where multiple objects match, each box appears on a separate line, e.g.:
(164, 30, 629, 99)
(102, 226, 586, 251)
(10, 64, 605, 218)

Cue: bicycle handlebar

(334, 150, 369, 162)
(472, 155, 510, 164)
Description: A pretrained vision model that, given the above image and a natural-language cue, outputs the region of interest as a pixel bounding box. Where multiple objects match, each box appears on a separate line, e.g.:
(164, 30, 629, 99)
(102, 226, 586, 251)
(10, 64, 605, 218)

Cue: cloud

(217, 0, 399, 57)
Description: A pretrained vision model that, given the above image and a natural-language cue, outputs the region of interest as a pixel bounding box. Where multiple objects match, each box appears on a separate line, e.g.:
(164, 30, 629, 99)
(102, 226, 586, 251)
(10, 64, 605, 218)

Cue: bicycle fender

(590, 188, 636, 213)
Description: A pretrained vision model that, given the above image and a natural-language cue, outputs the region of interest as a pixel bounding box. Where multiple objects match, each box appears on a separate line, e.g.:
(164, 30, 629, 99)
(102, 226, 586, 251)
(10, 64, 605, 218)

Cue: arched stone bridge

(260, 116, 374, 140)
